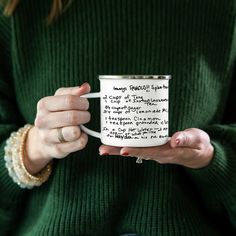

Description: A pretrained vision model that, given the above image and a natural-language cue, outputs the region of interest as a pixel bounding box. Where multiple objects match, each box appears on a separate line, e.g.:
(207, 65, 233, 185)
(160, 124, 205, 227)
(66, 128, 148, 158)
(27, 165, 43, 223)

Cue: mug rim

(99, 75, 171, 80)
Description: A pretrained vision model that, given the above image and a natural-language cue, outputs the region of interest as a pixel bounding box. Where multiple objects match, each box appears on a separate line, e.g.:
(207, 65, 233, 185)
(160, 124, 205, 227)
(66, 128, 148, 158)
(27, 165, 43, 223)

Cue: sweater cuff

(185, 140, 236, 200)
(0, 141, 26, 211)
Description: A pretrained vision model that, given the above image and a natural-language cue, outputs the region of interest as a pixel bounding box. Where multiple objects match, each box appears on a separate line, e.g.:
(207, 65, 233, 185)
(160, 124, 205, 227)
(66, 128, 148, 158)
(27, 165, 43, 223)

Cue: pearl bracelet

(4, 124, 53, 189)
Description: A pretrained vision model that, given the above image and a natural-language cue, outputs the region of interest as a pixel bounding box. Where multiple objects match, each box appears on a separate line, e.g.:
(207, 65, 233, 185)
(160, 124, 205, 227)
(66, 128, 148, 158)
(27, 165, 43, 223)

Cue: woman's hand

(99, 128, 214, 169)
(25, 83, 91, 174)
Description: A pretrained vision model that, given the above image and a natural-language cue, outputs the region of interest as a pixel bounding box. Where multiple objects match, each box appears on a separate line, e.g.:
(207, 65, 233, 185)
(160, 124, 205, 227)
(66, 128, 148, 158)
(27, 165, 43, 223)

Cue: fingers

(39, 126, 81, 143)
(99, 129, 203, 159)
(38, 95, 89, 112)
(34, 83, 91, 160)
(170, 128, 208, 149)
(99, 142, 180, 161)
(54, 82, 91, 96)
(119, 142, 181, 162)
(38, 83, 91, 113)
(99, 145, 121, 155)
(50, 132, 88, 158)
(35, 83, 92, 129)
(102, 143, 201, 167)
(35, 110, 90, 129)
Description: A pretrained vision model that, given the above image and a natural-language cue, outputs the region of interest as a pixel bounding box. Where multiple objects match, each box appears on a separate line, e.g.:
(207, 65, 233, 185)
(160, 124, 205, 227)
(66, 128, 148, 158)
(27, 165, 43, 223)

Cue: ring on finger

(57, 127, 66, 143)
(136, 157, 143, 164)
(135, 156, 151, 164)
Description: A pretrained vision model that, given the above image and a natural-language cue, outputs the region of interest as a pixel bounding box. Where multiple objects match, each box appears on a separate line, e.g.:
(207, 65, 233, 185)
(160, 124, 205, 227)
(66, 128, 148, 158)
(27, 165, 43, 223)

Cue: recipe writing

(101, 83, 168, 141)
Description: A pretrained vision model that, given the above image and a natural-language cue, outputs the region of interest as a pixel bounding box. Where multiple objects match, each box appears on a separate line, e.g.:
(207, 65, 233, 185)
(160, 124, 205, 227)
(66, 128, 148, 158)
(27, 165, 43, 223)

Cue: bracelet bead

(4, 124, 53, 189)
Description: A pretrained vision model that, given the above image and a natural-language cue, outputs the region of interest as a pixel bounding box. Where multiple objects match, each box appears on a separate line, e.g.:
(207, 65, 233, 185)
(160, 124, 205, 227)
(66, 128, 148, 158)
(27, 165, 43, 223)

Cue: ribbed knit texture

(0, 1, 236, 235)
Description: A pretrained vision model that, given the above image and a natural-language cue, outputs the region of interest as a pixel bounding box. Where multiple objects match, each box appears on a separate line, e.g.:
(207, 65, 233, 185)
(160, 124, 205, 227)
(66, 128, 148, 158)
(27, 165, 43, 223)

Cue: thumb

(54, 82, 91, 96)
(170, 128, 201, 149)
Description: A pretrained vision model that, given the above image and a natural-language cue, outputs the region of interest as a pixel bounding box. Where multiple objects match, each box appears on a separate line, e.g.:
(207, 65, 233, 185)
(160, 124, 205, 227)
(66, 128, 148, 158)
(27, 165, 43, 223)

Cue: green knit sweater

(0, 1, 236, 235)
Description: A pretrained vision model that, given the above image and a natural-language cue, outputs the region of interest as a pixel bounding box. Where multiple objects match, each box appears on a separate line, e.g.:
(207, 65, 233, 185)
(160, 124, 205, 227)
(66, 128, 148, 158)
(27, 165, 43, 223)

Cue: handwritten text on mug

(101, 84, 168, 141)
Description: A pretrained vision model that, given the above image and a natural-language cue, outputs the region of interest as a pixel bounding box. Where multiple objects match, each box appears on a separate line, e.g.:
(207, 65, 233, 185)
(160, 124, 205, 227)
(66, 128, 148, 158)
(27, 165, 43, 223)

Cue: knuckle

(37, 98, 45, 110)
(79, 112, 91, 124)
(83, 98, 90, 110)
(34, 115, 45, 128)
(54, 144, 65, 156)
(183, 133, 189, 144)
(182, 132, 191, 146)
(199, 131, 209, 144)
(55, 87, 65, 95)
(78, 135, 88, 149)
(71, 127, 81, 139)
(67, 111, 79, 125)
(86, 112, 91, 123)
(65, 95, 75, 108)
(198, 143, 206, 150)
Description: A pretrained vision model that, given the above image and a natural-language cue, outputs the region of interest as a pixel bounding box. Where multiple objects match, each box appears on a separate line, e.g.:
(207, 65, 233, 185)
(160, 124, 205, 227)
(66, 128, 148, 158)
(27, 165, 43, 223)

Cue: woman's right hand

(24, 83, 91, 174)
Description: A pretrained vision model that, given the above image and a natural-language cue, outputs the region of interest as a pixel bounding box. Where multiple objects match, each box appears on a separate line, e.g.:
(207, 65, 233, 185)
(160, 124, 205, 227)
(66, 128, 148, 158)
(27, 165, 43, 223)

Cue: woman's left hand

(99, 128, 214, 169)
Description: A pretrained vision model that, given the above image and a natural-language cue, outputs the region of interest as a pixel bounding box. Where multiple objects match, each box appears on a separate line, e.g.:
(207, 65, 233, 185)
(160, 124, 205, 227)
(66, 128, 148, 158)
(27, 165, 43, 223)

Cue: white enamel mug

(81, 75, 171, 147)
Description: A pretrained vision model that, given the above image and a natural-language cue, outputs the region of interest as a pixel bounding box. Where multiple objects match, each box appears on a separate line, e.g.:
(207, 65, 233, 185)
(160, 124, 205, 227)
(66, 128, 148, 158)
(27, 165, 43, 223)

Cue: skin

(25, 83, 214, 175)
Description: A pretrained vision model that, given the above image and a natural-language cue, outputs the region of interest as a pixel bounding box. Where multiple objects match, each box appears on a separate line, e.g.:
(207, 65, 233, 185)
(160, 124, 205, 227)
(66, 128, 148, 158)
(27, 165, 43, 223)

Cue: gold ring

(57, 127, 66, 143)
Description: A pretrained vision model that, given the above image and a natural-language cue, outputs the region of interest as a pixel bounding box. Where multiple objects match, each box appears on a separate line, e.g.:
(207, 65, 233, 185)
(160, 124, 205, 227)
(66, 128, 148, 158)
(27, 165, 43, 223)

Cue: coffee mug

(81, 75, 171, 147)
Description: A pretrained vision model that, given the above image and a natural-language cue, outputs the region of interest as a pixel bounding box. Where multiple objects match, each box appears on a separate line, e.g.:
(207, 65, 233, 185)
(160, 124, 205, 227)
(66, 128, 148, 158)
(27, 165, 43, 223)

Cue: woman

(0, 0, 236, 235)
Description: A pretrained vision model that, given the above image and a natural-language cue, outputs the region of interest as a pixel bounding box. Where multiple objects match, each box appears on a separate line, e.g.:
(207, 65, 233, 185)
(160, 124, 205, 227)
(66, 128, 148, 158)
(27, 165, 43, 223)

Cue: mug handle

(80, 92, 101, 139)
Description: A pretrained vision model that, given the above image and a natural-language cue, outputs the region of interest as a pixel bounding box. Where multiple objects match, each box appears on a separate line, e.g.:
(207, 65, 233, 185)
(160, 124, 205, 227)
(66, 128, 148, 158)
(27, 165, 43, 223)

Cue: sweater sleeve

(0, 8, 27, 233)
(185, 70, 236, 229)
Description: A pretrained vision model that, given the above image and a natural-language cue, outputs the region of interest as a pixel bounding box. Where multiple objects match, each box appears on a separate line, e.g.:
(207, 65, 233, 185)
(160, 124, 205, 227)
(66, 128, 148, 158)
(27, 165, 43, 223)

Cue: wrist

(25, 126, 53, 175)
(4, 125, 53, 189)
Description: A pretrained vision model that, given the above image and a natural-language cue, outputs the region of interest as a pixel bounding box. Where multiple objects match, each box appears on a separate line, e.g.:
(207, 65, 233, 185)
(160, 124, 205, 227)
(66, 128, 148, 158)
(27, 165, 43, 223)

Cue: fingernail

(121, 152, 129, 156)
(175, 138, 180, 145)
(100, 152, 109, 156)
(80, 82, 89, 87)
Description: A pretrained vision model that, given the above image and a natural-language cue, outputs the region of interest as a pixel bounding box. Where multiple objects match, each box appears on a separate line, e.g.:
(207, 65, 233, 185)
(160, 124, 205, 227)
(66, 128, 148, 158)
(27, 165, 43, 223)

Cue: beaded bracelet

(4, 124, 53, 189)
